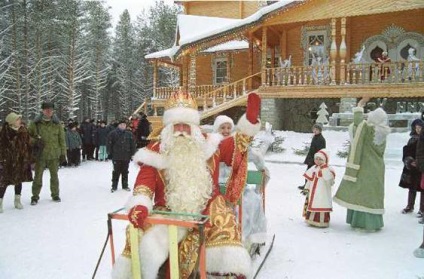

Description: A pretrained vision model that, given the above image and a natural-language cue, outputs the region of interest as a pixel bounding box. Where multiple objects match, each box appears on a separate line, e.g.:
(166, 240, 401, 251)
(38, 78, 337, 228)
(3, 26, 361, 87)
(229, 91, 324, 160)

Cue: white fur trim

(248, 232, 268, 244)
(133, 148, 168, 170)
(346, 162, 360, 170)
(236, 114, 261, 137)
(213, 115, 234, 132)
(138, 225, 188, 279)
(333, 197, 385, 214)
(111, 256, 132, 279)
(353, 106, 364, 113)
(206, 245, 252, 277)
(163, 107, 200, 126)
(204, 133, 224, 159)
(125, 194, 153, 212)
(367, 108, 388, 126)
(343, 175, 357, 182)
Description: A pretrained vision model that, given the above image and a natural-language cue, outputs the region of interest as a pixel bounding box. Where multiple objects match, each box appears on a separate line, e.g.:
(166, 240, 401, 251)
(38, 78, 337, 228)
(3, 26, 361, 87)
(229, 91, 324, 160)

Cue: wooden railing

(201, 72, 262, 111)
(345, 61, 424, 84)
(265, 61, 424, 86)
(154, 84, 224, 100)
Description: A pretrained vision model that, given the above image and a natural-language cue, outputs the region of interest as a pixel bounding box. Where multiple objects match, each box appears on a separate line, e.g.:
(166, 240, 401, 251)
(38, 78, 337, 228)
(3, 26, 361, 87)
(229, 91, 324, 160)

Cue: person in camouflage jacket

(28, 102, 66, 205)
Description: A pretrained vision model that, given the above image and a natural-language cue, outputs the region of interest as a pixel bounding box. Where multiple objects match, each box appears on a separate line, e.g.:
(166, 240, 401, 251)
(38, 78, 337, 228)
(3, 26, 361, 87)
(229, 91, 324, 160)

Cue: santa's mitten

(128, 205, 149, 229)
(246, 93, 261, 124)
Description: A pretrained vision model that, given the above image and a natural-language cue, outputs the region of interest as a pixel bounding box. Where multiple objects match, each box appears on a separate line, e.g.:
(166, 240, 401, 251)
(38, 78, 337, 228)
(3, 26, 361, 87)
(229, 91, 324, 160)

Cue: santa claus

(112, 91, 261, 279)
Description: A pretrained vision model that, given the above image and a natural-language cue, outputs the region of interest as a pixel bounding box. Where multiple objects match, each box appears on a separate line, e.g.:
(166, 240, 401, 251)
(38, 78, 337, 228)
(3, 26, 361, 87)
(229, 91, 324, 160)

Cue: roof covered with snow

(145, 0, 300, 60)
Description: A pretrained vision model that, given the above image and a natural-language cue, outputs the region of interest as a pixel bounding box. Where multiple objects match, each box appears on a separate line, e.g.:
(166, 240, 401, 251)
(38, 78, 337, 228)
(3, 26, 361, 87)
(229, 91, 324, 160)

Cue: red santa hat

(213, 115, 234, 133)
(314, 149, 329, 163)
(162, 91, 200, 126)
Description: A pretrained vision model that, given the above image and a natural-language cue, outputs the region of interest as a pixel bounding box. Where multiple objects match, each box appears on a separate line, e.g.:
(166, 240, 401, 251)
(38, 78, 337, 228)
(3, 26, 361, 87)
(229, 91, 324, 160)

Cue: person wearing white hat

(0, 112, 33, 213)
(112, 92, 262, 279)
(334, 97, 390, 231)
(302, 149, 336, 228)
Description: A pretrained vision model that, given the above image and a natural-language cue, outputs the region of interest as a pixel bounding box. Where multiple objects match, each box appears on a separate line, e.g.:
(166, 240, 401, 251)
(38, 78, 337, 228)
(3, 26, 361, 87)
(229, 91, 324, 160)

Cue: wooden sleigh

(106, 170, 273, 279)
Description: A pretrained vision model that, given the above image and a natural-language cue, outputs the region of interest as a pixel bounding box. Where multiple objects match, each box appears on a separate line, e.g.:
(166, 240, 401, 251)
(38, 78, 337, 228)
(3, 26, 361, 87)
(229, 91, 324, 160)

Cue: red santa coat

(131, 132, 251, 215)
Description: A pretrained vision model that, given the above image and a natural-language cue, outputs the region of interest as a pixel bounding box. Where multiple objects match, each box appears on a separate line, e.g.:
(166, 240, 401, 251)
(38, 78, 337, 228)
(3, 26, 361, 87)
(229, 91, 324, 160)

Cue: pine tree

(316, 102, 329, 125)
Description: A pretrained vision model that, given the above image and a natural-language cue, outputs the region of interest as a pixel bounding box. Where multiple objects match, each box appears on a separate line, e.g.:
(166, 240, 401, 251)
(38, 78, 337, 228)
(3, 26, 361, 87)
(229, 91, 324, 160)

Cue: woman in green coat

(334, 97, 391, 231)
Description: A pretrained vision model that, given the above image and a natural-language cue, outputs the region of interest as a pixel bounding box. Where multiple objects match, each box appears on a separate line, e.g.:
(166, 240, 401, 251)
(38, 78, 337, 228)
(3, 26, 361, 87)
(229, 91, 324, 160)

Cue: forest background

(0, 0, 180, 122)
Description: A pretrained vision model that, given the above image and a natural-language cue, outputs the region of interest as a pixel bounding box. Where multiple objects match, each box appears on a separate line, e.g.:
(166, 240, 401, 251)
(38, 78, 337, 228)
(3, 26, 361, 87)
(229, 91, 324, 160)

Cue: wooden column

(340, 17, 347, 85)
(248, 36, 253, 89)
(189, 52, 196, 94)
(280, 30, 287, 59)
(261, 26, 268, 86)
(153, 60, 158, 98)
(182, 56, 188, 92)
(330, 18, 337, 85)
(227, 52, 231, 83)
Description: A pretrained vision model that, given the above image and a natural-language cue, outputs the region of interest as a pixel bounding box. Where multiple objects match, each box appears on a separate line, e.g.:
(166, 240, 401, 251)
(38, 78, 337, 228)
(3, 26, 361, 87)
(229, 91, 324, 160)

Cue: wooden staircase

(135, 72, 262, 130)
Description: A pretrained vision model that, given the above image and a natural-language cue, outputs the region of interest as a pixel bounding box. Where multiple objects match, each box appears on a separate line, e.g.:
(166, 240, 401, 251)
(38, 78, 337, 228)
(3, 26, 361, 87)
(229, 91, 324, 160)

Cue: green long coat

(333, 107, 388, 214)
(28, 114, 66, 161)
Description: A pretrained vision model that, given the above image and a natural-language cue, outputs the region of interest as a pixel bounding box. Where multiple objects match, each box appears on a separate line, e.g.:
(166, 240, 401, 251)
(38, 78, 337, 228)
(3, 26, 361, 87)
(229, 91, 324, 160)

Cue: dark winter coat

(416, 131, 424, 174)
(79, 121, 95, 145)
(0, 124, 33, 187)
(95, 126, 109, 146)
(136, 116, 151, 140)
(28, 114, 66, 161)
(107, 128, 136, 161)
(303, 133, 326, 167)
(66, 129, 82, 150)
(399, 134, 423, 192)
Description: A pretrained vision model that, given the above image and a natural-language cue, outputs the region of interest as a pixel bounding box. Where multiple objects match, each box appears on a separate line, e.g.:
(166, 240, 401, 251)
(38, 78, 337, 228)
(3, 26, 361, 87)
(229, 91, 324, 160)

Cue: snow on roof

(145, 0, 298, 60)
(203, 40, 248, 53)
(176, 14, 242, 46)
(179, 0, 297, 46)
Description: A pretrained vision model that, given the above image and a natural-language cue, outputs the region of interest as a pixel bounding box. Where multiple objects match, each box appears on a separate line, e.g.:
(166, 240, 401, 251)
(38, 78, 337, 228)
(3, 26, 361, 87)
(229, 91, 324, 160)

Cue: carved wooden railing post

(153, 60, 158, 98)
(261, 26, 268, 86)
(189, 53, 196, 94)
(330, 18, 337, 85)
(340, 17, 347, 85)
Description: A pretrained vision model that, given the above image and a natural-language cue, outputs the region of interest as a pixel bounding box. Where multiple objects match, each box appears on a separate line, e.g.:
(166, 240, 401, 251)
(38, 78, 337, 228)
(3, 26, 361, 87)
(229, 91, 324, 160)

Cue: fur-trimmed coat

(0, 124, 33, 187)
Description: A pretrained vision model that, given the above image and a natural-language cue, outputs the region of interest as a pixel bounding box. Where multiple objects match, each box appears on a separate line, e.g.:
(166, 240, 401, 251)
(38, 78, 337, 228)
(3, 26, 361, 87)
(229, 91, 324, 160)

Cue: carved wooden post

(330, 18, 337, 85)
(182, 56, 188, 92)
(340, 17, 347, 85)
(248, 36, 253, 90)
(261, 26, 268, 86)
(189, 52, 196, 94)
(153, 60, 158, 98)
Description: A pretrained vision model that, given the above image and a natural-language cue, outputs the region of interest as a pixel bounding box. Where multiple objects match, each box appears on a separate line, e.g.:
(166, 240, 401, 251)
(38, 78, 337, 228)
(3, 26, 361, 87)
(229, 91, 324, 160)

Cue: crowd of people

(0, 93, 423, 277)
(0, 102, 151, 211)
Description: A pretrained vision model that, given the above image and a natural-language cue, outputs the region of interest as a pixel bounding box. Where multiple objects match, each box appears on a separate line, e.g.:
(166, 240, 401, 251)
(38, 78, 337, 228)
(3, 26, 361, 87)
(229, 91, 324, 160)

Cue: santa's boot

(14, 195, 23, 210)
(0, 198, 3, 213)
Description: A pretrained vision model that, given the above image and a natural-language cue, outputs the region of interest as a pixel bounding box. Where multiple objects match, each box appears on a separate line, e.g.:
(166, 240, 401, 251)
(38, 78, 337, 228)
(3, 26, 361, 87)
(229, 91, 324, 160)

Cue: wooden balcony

(147, 61, 424, 120)
(260, 61, 424, 99)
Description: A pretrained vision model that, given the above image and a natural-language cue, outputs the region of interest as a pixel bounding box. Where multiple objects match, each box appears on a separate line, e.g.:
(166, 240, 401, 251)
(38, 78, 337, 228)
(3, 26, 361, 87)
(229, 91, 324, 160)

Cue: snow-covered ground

(0, 130, 423, 279)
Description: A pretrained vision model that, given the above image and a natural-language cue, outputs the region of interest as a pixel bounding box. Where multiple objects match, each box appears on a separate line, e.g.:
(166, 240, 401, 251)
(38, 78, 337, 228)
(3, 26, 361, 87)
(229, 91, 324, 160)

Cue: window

(213, 58, 228, 85)
(307, 34, 325, 65)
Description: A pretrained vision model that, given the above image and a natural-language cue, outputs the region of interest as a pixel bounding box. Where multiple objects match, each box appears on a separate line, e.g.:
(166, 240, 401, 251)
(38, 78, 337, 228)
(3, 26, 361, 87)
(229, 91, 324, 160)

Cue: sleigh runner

(104, 170, 274, 279)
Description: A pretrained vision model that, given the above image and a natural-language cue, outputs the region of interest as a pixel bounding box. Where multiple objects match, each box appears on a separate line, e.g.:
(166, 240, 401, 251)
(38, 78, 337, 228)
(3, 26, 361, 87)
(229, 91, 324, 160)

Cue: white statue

(311, 51, 329, 84)
(407, 47, 420, 79)
(277, 55, 292, 85)
(279, 55, 292, 68)
(352, 45, 366, 64)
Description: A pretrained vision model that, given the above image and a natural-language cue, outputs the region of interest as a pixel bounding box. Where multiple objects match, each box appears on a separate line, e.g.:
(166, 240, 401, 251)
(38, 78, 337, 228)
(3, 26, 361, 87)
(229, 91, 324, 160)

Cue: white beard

(164, 136, 213, 217)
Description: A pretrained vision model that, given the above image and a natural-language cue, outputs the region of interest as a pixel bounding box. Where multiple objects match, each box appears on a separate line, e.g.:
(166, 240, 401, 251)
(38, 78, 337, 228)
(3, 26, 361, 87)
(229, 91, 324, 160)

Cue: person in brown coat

(0, 112, 33, 213)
